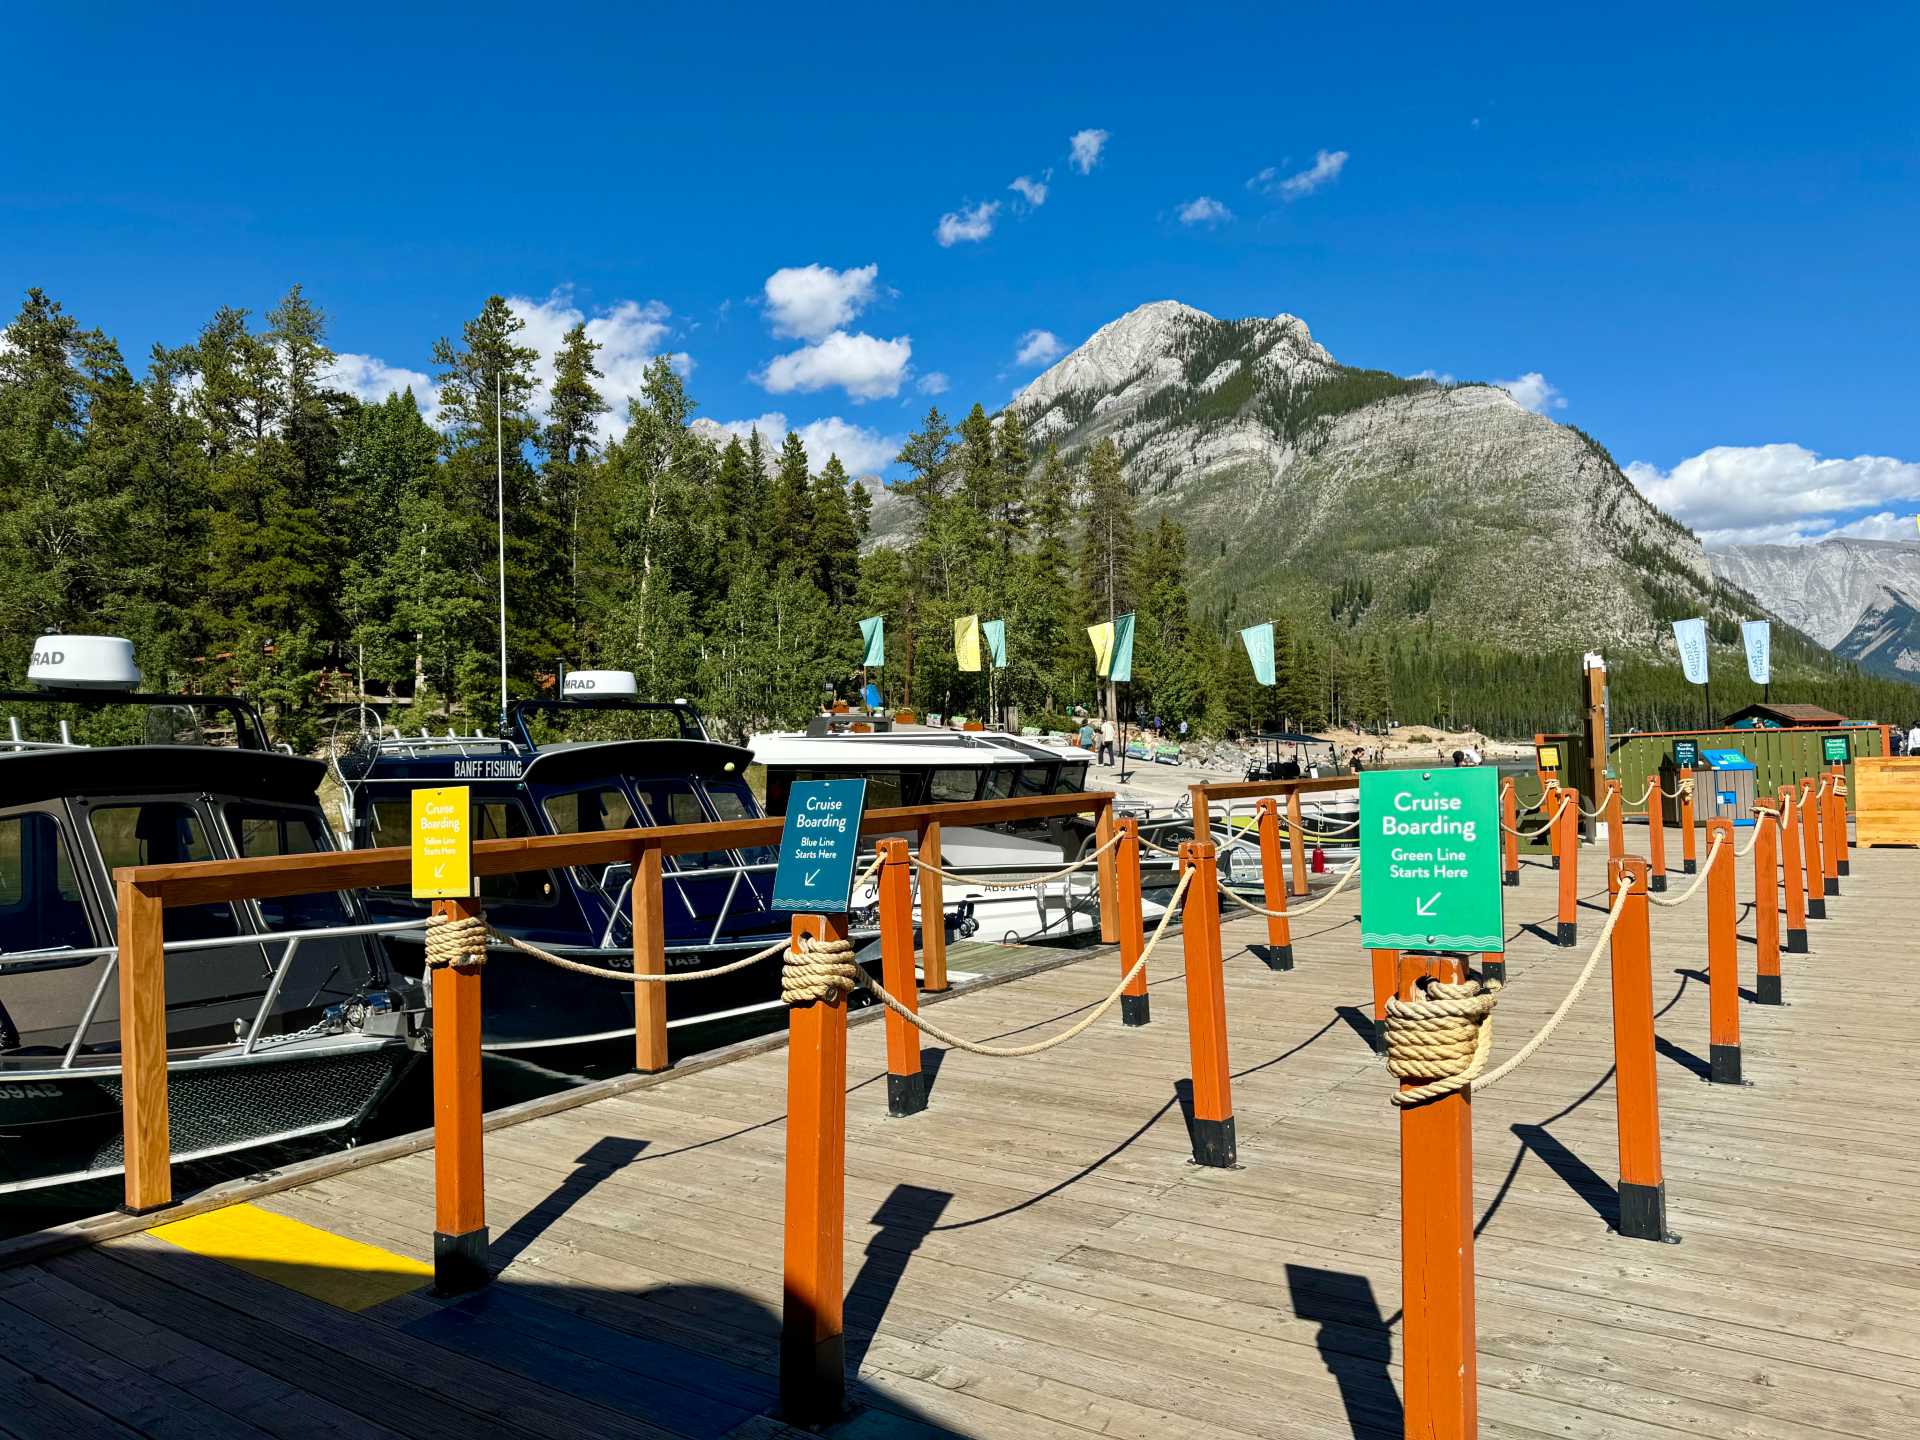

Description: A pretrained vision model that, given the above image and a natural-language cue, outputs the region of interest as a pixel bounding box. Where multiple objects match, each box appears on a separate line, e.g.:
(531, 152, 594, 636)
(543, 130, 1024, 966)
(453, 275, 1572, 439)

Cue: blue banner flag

(1240, 622, 1276, 686)
(1741, 619, 1771, 686)
(1671, 617, 1709, 686)
(982, 619, 1007, 669)
(858, 615, 885, 668)
(1109, 612, 1136, 684)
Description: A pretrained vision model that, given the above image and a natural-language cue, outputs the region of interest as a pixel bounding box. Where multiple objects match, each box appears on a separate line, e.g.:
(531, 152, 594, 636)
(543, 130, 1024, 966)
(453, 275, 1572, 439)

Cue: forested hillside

(1, 286, 1911, 748)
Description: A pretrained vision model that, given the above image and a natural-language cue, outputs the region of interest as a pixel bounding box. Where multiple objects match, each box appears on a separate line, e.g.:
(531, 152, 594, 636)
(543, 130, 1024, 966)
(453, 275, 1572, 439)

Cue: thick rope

(915, 830, 1121, 890)
(781, 933, 860, 1004)
(1648, 832, 1726, 907)
(1735, 809, 1776, 858)
(423, 912, 489, 970)
(505, 930, 790, 983)
(1219, 859, 1361, 918)
(847, 869, 1195, 1057)
(1502, 793, 1571, 840)
(1386, 877, 1638, 1107)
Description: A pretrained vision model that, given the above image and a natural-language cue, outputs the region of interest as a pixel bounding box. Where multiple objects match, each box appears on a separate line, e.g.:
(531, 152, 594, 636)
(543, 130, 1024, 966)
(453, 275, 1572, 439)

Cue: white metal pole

(496, 368, 509, 732)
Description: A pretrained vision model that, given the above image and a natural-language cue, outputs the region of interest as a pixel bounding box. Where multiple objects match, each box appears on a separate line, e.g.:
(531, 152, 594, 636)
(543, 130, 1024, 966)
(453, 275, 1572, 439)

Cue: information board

(1823, 735, 1849, 764)
(411, 785, 471, 899)
(1360, 767, 1504, 953)
(1537, 744, 1560, 771)
(1674, 739, 1698, 768)
(770, 779, 869, 914)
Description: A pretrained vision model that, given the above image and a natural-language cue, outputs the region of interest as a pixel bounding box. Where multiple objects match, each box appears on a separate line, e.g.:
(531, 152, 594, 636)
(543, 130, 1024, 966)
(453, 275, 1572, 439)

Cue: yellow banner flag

(954, 614, 982, 672)
(1087, 620, 1114, 678)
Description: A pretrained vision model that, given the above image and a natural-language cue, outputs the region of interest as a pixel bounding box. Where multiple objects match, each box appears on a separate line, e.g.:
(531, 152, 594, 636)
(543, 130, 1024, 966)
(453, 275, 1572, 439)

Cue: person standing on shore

(1099, 715, 1117, 765)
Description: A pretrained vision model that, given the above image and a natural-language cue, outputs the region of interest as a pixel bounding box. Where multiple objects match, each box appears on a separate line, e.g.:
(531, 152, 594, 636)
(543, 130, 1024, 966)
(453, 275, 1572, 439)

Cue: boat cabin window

(629, 778, 732, 873)
(1054, 762, 1089, 793)
(0, 810, 93, 954)
(225, 804, 353, 930)
(1014, 765, 1052, 797)
(366, 797, 555, 906)
(982, 768, 1016, 802)
(704, 779, 775, 866)
(929, 768, 979, 803)
(88, 802, 241, 942)
(543, 786, 640, 835)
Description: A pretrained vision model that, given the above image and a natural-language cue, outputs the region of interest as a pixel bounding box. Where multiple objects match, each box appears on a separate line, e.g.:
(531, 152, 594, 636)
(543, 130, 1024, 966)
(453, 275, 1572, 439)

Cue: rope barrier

(915, 831, 1122, 891)
(1218, 859, 1361, 918)
(780, 933, 859, 1005)
(1385, 877, 1639, 1107)
(1735, 809, 1776, 858)
(829, 869, 1197, 1058)
(423, 912, 489, 970)
(1501, 794, 1571, 840)
(1648, 832, 1726, 907)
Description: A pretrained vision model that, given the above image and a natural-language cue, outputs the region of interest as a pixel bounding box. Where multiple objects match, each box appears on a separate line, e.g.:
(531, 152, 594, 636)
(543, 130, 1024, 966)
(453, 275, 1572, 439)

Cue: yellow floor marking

(149, 1203, 433, 1311)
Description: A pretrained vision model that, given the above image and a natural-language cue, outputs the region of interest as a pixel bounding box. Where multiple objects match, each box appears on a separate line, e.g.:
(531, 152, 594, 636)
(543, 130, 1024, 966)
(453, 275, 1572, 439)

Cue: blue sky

(5, 2, 1916, 545)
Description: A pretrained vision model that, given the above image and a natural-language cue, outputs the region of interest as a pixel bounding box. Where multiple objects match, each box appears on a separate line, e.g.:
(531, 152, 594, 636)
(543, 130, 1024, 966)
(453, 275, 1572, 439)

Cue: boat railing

(4, 916, 432, 1069)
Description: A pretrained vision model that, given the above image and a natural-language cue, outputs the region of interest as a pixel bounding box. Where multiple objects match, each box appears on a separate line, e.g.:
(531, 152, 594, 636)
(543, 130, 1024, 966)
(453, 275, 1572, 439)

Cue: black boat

(334, 672, 882, 1053)
(0, 638, 426, 1199)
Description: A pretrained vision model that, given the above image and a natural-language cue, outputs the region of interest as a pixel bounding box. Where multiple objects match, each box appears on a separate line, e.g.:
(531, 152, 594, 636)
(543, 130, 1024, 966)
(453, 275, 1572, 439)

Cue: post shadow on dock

(1284, 1264, 1403, 1438)
(488, 1135, 649, 1274)
(844, 1184, 954, 1376)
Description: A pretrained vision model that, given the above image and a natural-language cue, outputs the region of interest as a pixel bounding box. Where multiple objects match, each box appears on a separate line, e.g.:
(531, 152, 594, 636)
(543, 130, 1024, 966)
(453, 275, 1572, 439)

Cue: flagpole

(495, 368, 509, 736)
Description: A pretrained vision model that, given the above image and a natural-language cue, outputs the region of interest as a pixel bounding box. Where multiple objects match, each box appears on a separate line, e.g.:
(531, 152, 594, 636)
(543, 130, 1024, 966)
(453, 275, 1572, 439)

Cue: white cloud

(325, 353, 431, 404)
(762, 263, 879, 341)
(1493, 371, 1566, 414)
(935, 201, 999, 246)
(1412, 368, 1457, 384)
(1014, 329, 1063, 367)
(693, 410, 900, 476)
(505, 292, 686, 442)
(1009, 174, 1049, 207)
(1626, 444, 1920, 546)
(1251, 148, 1349, 200)
(1178, 195, 1233, 227)
(758, 330, 912, 401)
(1827, 511, 1920, 542)
(916, 372, 950, 395)
(1069, 128, 1109, 174)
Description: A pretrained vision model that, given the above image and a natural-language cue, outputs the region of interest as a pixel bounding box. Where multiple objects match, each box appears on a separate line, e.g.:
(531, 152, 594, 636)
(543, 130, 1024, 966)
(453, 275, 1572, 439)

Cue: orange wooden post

(1705, 818, 1741, 1086)
(1115, 817, 1151, 1024)
(1645, 778, 1668, 892)
(1822, 770, 1843, 893)
(1499, 780, 1519, 888)
(917, 818, 949, 992)
(1189, 782, 1212, 844)
(1678, 768, 1697, 874)
(876, 839, 925, 1115)
(1831, 764, 1851, 878)
(1607, 857, 1669, 1240)
(1095, 799, 1120, 944)
(1369, 948, 1397, 1055)
(1254, 798, 1294, 971)
(1397, 951, 1477, 1439)
(781, 911, 850, 1425)
(1753, 805, 1781, 1006)
(631, 843, 669, 1073)
(1603, 779, 1625, 873)
(1778, 785, 1808, 953)
(1542, 782, 1559, 869)
(1286, 790, 1309, 897)
(1178, 839, 1236, 1166)
(1800, 780, 1826, 920)
(1555, 784, 1579, 946)
(115, 875, 172, 1215)
(432, 895, 489, 1293)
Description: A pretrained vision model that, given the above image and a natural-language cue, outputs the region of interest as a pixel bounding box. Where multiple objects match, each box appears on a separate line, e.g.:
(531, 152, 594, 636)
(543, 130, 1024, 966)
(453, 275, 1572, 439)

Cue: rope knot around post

(1384, 973, 1500, 1107)
(424, 911, 489, 970)
(782, 933, 859, 1006)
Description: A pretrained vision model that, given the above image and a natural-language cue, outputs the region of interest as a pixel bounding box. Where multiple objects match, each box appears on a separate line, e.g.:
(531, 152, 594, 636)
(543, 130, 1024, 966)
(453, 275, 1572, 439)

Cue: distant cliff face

(999, 301, 1741, 652)
(1710, 538, 1920, 671)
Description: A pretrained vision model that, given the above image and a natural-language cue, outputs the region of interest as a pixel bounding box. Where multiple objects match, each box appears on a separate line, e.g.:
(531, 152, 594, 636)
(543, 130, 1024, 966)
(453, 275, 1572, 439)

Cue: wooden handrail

(1189, 774, 1355, 806)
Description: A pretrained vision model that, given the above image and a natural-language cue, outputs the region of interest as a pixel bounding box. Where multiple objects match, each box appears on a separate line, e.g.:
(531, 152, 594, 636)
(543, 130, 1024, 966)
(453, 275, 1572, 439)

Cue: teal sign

(1360, 768, 1504, 953)
(1822, 735, 1848, 764)
(770, 780, 868, 914)
(1674, 739, 1698, 768)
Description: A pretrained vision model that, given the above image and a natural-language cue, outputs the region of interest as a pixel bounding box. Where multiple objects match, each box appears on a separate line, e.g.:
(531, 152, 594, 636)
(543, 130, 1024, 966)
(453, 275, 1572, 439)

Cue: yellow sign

(411, 785, 471, 899)
(1537, 745, 1561, 771)
(954, 614, 982, 672)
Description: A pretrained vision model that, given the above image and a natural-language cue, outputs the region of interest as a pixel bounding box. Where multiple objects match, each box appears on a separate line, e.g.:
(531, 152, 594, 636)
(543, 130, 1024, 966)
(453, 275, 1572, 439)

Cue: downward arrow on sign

(804, 869, 821, 887)
(1415, 892, 1441, 917)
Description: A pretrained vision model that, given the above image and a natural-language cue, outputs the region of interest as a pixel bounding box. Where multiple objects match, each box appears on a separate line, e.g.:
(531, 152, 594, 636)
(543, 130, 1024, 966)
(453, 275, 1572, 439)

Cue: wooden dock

(3, 826, 1917, 1439)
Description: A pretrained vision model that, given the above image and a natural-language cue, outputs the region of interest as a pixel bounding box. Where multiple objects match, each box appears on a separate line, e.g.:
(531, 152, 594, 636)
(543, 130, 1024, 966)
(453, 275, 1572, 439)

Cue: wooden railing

(1187, 775, 1356, 897)
(110, 790, 1119, 1216)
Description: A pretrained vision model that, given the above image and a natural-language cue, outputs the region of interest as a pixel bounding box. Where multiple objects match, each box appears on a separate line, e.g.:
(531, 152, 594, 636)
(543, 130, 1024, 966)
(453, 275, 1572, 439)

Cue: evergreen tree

(809, 455, 861, 605)
(541, 322, 608, 655)
(768, 430, 814, 555)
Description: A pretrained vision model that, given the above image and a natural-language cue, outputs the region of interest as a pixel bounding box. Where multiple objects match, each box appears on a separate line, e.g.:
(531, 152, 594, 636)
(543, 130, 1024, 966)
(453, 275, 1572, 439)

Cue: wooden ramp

(3, 832, 1917, 1439)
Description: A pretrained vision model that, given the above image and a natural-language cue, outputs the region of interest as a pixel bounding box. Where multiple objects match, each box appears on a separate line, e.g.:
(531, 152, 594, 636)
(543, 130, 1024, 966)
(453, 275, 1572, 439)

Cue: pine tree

(809, 455, 861, 605)
(541, 322, 608, 656)
(990, 406, 1031, 554)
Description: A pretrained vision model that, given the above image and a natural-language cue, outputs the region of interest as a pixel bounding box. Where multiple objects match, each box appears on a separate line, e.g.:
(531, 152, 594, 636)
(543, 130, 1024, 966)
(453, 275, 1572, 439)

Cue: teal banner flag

(1109, 612, 1136, 684)
(858, 615, 885, 667)
(1240, 622, 1276, 686)
(982, 619, 1007, 669)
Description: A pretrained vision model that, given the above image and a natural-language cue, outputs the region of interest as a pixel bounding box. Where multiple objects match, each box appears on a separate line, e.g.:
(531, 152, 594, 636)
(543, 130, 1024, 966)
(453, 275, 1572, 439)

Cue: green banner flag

(858, 615, 884, 667)
(1109, 612, 1136, 684)
(982, 619, 1007, 669)
(1240, 622, 1275, 686)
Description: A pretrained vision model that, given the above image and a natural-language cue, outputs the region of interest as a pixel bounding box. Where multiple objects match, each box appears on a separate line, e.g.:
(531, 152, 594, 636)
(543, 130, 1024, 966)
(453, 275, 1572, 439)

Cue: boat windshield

(224, 804, 352, 929)
(88, 802, 241, 942)
(0, 811, 91, 953)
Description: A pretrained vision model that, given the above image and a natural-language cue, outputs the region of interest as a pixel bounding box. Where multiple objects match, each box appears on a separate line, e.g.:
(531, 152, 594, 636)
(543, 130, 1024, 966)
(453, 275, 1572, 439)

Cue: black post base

(1617, 1180, 1672, 1242)
(433, 1227, 491, 1296)
(1120, 993, 1150, 1026)
(1481, 959, 1507, 986)
(1684, 859, 1697, 874)
(1838, 859, 1850, 876)
(1824, 877, 1839, 897)
(1807, 897, 1826, 920)
(1502, 870, 1519, 887)
(779, 1332, 845, 1428)
(118, 1198, 178, 1218)
(1550, 855, 1560, 870)
(1650, 872, 1668, 892)
(887, 1070, 928, 1117)
(1557, 920, 1578, 947)
(1786, 927, 1808, 954)
(1709, 1044, 1742, 1086)
(1756, 973, 1782, 1006)
(1253, 943, 1294, 972)
(1190, 1115, 1238, 1168)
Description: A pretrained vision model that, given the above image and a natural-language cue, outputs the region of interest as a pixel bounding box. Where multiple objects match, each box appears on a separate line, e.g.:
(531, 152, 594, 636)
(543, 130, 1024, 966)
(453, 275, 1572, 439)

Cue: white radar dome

(28, 635, 142, 690)
(563, 670, 639, 697)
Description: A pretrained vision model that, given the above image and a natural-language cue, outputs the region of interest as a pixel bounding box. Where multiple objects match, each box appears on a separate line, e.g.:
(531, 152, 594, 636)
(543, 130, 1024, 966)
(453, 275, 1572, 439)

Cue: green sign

(1360, 767, 1504, 953)
(1822, 735, 1848, 764)
(1673, 739, 1698, 768)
